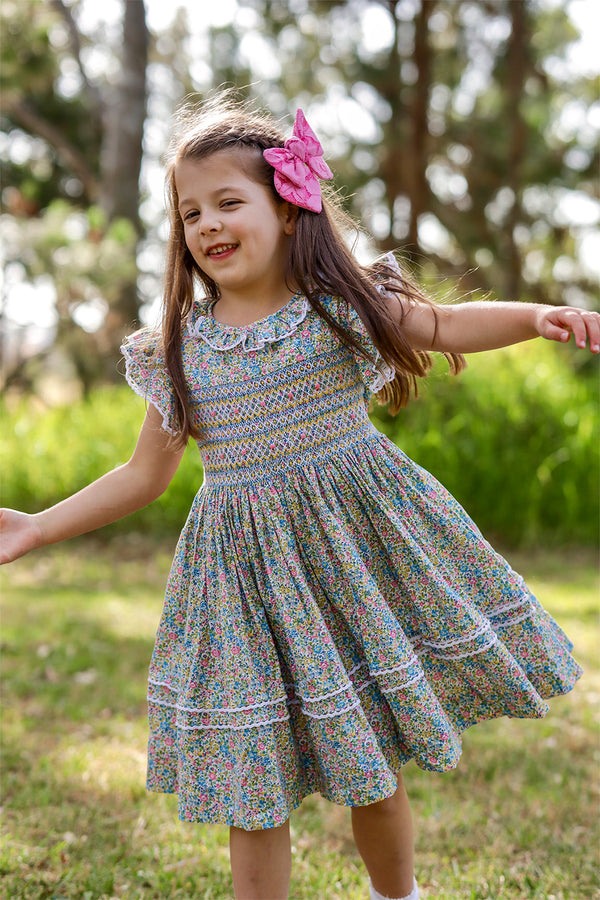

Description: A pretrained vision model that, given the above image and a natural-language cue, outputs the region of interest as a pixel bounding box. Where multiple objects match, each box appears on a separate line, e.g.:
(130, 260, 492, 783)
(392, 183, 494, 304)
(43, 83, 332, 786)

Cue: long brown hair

(161, 93, 465, 444)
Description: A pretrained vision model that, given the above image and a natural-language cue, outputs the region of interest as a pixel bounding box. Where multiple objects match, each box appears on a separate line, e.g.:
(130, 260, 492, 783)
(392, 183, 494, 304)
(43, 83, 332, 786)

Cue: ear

(282, 202, 299, 235)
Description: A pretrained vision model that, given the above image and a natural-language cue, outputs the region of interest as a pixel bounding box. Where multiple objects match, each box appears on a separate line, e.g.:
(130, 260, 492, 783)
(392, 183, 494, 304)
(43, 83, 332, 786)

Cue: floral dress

(121, 284, 583, 831)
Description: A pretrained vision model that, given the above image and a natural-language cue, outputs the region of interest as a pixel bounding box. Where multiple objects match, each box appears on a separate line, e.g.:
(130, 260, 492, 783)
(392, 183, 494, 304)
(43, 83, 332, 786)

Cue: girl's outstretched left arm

(399, 298, 600, 355)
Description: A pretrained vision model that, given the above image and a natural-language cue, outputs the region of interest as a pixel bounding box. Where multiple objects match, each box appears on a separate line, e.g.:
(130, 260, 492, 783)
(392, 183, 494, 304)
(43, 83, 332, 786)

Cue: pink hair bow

(263, 109, 333, 213)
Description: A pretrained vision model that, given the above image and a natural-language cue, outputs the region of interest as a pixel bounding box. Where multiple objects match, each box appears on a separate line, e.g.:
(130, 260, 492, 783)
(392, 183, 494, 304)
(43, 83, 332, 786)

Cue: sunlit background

(1, 0, 599, 397)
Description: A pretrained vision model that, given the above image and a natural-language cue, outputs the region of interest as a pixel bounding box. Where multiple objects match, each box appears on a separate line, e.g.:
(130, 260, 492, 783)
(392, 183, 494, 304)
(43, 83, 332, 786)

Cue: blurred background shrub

(3, 338, 597, 548)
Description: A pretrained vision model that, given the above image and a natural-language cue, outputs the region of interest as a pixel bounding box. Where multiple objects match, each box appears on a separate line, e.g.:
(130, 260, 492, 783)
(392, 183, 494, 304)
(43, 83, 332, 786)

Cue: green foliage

(372, 340, 598, 546)
(2, 386, 202, 537)
(2, 340, 597, 546)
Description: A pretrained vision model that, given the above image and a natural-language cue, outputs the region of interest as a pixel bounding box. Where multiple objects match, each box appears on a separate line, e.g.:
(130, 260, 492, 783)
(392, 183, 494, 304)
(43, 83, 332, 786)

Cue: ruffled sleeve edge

(366, 356, 396, 394)
(120, 334, 180, 436)
(121, 357, 179, 436)
(329, 295, 396, 396)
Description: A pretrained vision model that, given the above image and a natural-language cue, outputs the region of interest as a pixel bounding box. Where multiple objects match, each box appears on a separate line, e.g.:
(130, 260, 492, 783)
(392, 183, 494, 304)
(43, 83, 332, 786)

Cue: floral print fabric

(121, 291, 583, 830)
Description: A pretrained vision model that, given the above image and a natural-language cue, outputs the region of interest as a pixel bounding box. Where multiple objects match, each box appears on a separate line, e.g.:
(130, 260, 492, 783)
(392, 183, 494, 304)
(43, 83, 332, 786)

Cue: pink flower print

(168, 631, 177, 640)
(164, 736, 174, 747)
(431, 671, 442, 681)
(211, 647, 221, 658)
(255, 765, 265, 775)
(400, 713, 411, 723)
(257, 741, 266, 751)
(225, 761, 234, 770)
(232, 645, 241, 655)
(475, 668, 485, 677)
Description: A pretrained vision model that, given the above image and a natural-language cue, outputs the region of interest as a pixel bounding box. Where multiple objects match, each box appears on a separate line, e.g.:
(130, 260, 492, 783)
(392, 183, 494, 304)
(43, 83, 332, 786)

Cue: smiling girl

(1, 96, 597, 900)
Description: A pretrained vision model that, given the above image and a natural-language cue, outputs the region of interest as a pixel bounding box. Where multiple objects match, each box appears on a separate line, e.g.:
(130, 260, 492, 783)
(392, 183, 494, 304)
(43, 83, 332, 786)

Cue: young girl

(1, 97, 598, 900)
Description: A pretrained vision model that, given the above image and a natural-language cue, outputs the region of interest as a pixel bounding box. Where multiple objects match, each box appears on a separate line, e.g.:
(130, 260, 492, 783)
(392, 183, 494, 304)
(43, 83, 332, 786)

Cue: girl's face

(175, 151, 296, 305)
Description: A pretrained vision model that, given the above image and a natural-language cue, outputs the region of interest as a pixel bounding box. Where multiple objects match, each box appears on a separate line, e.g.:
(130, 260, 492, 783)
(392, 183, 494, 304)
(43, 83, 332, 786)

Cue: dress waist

(199, 411, 379, 488)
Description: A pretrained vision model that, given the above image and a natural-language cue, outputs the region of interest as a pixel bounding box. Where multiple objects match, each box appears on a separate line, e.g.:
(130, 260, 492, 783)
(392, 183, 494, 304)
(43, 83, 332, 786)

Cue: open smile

(205, 243, 239, 260)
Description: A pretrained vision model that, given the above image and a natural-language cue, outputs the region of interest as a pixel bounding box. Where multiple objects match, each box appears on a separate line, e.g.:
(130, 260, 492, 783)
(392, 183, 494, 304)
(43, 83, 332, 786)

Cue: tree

(2, 0, 597, 395)
(1, 0, 148, 391)
(217, 0, 599, 312)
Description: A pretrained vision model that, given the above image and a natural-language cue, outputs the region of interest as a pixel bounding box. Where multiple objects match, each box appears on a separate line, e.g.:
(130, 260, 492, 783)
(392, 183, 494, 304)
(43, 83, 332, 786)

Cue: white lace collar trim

(186, 294, 309, 352)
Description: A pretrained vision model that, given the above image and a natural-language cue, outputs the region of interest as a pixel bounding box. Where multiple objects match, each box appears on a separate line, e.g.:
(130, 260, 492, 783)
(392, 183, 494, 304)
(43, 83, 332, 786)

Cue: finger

(583, 313, 600, 353)
(543, 321, 571, 343)
(558, 310, 588, 349)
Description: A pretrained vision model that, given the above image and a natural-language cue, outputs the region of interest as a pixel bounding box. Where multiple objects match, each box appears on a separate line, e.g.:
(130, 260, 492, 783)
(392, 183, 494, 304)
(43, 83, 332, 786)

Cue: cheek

(183, 227, 196, 252)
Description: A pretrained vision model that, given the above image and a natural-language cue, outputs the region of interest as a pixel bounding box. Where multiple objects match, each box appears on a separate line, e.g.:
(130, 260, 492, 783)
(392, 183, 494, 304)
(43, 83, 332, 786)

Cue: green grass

(1, 539, 598, 899)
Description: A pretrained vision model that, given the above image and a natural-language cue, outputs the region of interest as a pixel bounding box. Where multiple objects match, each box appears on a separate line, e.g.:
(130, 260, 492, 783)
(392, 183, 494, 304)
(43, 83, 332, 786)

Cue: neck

(211, 286, 299, 327)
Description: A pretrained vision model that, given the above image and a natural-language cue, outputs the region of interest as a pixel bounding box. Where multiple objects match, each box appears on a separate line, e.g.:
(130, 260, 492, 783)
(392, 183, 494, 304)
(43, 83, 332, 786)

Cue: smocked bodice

(121, 291, 395, 488)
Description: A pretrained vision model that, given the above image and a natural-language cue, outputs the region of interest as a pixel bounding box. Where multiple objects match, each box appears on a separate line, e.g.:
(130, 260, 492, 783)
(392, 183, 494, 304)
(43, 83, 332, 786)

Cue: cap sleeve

(120, 329, 179, 435)
(326, 296, 396, 402)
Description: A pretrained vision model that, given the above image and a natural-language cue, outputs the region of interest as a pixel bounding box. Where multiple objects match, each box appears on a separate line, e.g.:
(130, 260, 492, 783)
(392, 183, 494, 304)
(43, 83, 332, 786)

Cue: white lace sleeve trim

(368, 356, 396, 393)
(121, 356, 178, 436)
(366, 250, 401, 393)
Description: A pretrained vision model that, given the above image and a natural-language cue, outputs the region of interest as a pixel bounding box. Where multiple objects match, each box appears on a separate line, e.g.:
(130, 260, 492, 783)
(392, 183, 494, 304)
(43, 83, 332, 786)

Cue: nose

(198, 211, 223, 235)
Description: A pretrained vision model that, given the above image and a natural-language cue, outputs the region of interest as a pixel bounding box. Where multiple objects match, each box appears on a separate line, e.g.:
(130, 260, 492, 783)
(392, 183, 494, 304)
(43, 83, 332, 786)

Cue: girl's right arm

(0, 404, 185, 565)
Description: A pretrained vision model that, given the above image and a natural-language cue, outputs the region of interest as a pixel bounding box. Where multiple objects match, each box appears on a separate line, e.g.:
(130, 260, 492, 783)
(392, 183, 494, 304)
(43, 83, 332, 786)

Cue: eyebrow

(178, 186, 246, 209)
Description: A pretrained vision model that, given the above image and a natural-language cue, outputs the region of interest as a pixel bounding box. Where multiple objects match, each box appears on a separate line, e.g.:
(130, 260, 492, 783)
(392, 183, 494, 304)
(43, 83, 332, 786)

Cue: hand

(0, 509, 45, 564)
(536, 306, 600, 353)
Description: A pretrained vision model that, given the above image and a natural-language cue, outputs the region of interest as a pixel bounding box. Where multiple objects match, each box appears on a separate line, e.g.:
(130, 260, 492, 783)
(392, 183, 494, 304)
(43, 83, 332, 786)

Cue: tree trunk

(101, 0, 148, 232)
(378, 0, 406, 253)
(100, 0, 149, 357)
(408, 0, 434, 252)
(506, 0, 527, 301)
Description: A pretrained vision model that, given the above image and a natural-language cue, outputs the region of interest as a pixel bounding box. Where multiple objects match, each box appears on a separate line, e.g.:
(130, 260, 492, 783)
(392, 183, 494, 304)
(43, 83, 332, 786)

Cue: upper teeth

(207, 244, 236, 255)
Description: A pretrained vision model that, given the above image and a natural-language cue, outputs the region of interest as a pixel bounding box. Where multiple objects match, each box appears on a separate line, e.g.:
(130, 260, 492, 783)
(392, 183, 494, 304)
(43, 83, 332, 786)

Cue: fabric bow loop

(263, 109, 333, 213)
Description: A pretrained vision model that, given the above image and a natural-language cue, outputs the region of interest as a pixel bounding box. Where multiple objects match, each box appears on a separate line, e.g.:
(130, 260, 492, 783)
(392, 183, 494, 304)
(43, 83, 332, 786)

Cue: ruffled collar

(186, 293, 309, 352)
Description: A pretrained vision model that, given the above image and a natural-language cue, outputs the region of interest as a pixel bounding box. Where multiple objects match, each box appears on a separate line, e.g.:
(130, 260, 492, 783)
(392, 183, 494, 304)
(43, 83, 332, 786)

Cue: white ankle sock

(369, 876, 419, 900)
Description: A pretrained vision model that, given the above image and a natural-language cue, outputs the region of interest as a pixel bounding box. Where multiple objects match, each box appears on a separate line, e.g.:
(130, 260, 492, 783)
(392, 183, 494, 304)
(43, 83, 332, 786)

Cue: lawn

(1, 538, 598, 900)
